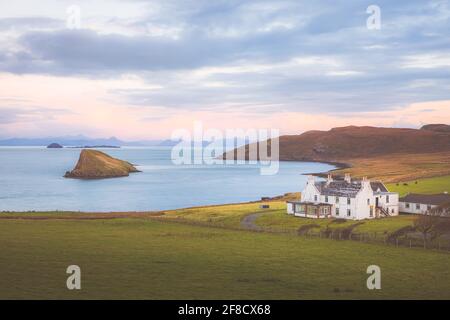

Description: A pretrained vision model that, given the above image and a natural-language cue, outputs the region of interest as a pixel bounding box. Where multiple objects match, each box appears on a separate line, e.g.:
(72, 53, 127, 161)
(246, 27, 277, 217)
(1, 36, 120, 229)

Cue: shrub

(387, 226, 415, 242)
(336, 222, 365, 240)
(297, 224, 320, 235)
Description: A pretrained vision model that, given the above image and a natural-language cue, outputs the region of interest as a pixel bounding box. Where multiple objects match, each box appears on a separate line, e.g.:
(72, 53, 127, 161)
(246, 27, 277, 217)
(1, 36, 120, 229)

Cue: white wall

(399, 202, 436, 214)
(292, 176, 400, 220)
(287, 202, 294, 214)
(301, 176, 320, 203)
(354, 181, 375, 219)
(377, 193, 399, 216)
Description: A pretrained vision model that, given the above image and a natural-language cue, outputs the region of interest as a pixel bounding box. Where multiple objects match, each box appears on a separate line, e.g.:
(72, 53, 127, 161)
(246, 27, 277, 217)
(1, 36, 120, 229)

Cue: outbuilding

(399, 193, 450, 215)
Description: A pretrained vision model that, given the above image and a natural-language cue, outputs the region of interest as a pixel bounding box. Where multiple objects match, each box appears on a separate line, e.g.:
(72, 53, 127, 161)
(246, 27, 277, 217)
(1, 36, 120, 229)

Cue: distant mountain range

(0, 135, 180, 147)
(0, 134, 254, 149)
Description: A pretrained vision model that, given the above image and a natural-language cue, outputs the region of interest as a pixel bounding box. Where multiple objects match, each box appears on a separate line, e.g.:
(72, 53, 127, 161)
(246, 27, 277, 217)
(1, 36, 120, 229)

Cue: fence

(296, 229, 450, 252)
(147, 216, 450, 252)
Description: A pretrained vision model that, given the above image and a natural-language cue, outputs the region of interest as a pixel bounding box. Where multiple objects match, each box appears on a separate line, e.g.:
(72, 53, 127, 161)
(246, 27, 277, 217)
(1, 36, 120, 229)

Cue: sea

(0, 147, 334, 212)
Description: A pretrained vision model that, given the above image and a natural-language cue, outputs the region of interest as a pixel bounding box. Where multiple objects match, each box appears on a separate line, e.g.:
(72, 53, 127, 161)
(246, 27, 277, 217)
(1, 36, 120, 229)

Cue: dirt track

(240, 212, 263, 231)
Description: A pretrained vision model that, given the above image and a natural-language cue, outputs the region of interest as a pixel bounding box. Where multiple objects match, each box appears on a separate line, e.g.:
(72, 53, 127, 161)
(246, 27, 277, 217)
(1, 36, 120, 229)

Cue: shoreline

(1, 151, 449, 212)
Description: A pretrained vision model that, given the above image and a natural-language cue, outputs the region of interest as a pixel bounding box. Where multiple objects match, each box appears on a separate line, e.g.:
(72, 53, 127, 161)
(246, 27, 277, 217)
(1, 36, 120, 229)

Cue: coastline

(282, 159, 351, 178)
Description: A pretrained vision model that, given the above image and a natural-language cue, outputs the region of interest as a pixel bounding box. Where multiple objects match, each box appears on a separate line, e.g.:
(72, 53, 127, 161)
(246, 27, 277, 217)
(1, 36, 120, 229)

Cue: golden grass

(332, 152, 450, 182)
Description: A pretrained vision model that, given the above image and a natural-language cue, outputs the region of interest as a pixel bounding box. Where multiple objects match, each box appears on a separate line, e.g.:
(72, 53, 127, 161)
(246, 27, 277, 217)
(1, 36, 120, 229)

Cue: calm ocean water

(0, 147, 334, 212)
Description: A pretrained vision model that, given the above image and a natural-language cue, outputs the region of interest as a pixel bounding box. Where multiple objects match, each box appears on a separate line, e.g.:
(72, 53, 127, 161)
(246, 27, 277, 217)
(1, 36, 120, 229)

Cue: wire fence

(148, 216, 450, 252)
(293, 229, 450, 252)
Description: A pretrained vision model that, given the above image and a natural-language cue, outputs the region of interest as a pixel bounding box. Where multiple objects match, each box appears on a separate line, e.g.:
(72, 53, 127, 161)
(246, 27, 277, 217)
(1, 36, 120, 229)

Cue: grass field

(0, 217, 449, 300)
(1, 175, 449, 300)
(254, 205, 417, 234)
(386, 175, 450, 196)
(158, 200, 419, 237)
(333, 152, 450, 182)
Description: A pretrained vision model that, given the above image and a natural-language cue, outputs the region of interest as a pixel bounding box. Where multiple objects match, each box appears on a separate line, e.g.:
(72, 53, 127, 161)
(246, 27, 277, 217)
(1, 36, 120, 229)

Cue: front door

(375, 197, 379, 207)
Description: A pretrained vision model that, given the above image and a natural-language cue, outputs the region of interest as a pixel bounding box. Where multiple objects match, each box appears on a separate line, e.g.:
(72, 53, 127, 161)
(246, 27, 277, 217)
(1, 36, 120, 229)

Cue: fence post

(409, 239, 412, 248)
(339, 232, 342, 240)
(396, 238, 398, 247)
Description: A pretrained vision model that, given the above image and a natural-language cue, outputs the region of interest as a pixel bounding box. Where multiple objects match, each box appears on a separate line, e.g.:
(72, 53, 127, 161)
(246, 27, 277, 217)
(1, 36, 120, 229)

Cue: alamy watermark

(366, 265, 381, 290)
(366, 5, 381, 30)
(66, 265, 81, 290)
(170, 122, 280, 175)
(66, 5, 82, 30)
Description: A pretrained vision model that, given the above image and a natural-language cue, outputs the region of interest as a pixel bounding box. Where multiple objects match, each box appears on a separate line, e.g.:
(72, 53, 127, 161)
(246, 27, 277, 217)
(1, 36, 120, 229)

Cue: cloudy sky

(0, 0, 449, 139)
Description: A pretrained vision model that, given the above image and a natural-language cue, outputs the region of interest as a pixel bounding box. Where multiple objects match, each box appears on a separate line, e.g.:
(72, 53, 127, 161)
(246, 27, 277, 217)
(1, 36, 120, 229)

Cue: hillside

(64, 149, 140, 179)
(1, 211, 449, 299)
(224, 125, 450, 162)
(223, 125, 450, 182)
(421, 124, 450, 133)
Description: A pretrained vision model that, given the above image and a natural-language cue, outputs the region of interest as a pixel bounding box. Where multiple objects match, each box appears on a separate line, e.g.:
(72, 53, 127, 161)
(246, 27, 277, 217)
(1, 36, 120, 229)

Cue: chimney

(362, 176, 371, 189)
(326, 174, 333, 185)
(307, 175, 315, 185)
(344, 173, 351, 183)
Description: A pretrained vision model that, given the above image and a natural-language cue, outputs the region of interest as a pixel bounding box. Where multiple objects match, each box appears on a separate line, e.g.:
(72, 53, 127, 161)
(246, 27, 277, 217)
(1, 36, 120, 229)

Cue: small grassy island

(64, 149, 140, 179)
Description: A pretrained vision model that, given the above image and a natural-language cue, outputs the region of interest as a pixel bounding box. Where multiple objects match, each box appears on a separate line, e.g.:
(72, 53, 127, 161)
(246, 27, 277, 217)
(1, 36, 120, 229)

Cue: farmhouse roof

(314, 180, 387, 197)
(399, 193, 450, 205)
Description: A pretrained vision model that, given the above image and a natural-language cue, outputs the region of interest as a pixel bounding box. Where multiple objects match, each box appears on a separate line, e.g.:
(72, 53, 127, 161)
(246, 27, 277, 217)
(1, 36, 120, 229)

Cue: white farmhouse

(399, 193, 450, 216)
(287, 174, 399, 220)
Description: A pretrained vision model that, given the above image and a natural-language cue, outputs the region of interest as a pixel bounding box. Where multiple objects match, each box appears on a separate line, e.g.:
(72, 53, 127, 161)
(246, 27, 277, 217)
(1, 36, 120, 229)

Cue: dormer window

(325, 196, 329, 203)
(386, 195, 390, 203)
(314, 195, 318, 202)
(335, 197, 339, 204)
(347, 197, 351, 205)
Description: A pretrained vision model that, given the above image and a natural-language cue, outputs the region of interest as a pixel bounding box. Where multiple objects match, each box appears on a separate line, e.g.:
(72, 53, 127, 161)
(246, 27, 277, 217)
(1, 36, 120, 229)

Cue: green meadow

(161, 201, 419, 236)
(0, 217, 449, 300)
(386, 175, 450, 196)
(1, 175, 449, 300)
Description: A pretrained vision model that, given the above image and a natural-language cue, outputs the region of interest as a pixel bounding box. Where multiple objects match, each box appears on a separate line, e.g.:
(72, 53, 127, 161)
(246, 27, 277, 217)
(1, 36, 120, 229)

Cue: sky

(0, 0, 449, 140)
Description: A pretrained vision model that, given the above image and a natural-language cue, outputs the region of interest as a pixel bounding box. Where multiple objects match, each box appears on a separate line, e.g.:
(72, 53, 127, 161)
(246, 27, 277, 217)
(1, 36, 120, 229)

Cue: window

(416, 203, 420, 210)
(347, 209, 351, 217)
(336, 208, 339, 216)
(325, 196, 328, 203)
(347, 197, 351, 205)
(335, 197, 339, 204)
(314, 195, 318, 202)
(406, 203, 410, 209)
(386, 195, 390, 203)
(427, 205, 432, 211)
(391, 208, 395, 213)
(367, 199, 370, 205)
